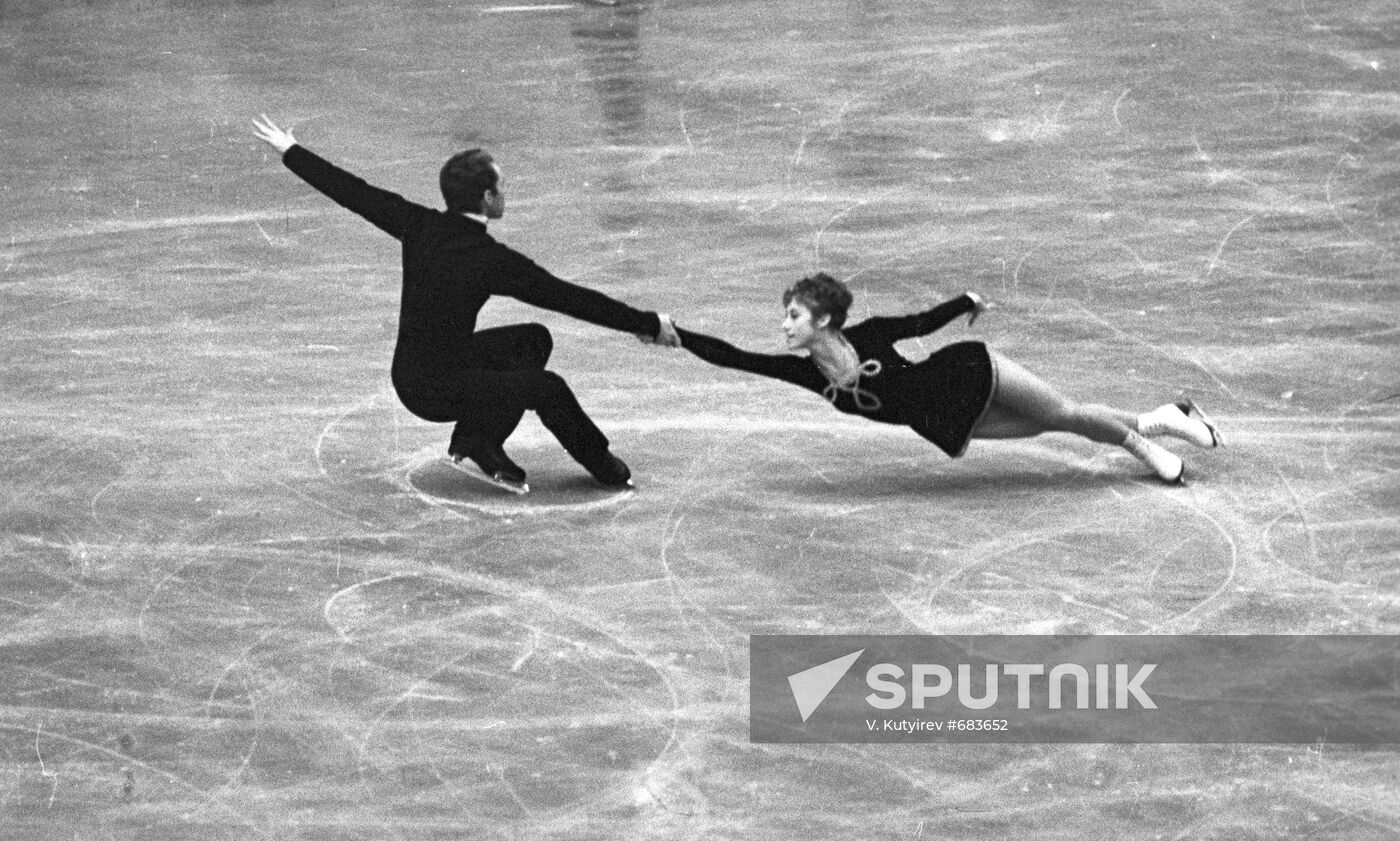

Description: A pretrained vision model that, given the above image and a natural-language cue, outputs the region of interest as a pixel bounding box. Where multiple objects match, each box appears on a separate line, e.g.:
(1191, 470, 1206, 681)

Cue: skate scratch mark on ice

(759, 438, 834, 484)
(1035, 95, 1070, 139)
(88, 477, 125, 536)
(1188, 357, 1238, 403)
(324, 573, 441, 642)
(575, 575, 674, 593)
(4, 724, 276, 838)
(834, 742, 941, 799)
(363, 652, 486, 741)
(986, 571, 1140, 626)
(1260, 473, 1394, 595)
(7, 210, 320, 245)
(813, 199, 867, 265)
(274, 480, 379, 529)
(137, 556, 207, 645)
(1322, 394, 1375, 473)
(510, 631, 539, 673)
(493, 766, 536, 817)
(843, 244, 939, 285)
(1204, 213, 1256, 279)
(204, 635, 271, 719)
(829, 97, 854, 141)
(1146, 488, 1238, 633)
(654, 439, 755, 648)
(930, 538, 1036, 596)
(209, 661, 263, 801)
(677, 106, 695, 151)
(1071, 302, 1185, 365)
(656, 502, 740, 656)
(1111, 88, 1131, 132)
(1298, 0, 1391, 57)
(204, 616, 303, 761)
(787, 116, 811, 182)
(879, 580, 996, 634)
(252, 219, 276, 246)
(1115, 243, 1151, 275)
(1324, 154, 1394, 258)
(1144, 537, 1182, 595)
(237, 532, 403, 550)
(12, 673, 241, 717)
(331, 570, 687, 767)
(1308, 803, 1397, 837)
(482, 3, 575, 12)
(314, 396, 382, 476)
(1012, 243, 1044, 289)
(1265, 461, 1322, 573)
(1299, 0, 1332, 34)
(36, 723, 57, 808)
(527, 617, 689, 776)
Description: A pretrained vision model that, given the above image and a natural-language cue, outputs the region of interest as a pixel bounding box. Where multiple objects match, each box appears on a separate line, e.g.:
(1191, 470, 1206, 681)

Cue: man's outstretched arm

(487, 246, 681, 346)
(252, 114, 420, 240)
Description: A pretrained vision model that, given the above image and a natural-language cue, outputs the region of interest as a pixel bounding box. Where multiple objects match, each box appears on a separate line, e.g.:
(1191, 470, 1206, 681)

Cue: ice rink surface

(2, 0, 1398, 837)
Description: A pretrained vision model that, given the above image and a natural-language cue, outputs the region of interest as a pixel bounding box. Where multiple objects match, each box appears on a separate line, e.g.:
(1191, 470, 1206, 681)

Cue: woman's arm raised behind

(857, 291, 986, 343)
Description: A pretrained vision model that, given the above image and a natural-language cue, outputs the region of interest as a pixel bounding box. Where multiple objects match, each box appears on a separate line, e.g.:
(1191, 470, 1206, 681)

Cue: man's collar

(461, 211, 489, 227)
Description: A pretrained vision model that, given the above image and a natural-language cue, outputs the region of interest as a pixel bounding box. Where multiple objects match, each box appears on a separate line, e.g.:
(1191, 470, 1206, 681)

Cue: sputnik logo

(787, 649, 864, 722)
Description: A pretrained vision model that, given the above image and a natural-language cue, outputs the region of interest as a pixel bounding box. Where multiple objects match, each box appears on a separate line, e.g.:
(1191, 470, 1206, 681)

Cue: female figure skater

(670, 273, 1221, 483)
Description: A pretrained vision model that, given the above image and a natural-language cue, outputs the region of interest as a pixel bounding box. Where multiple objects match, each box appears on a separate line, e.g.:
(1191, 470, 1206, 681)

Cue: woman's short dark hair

(783, 272, 853, 329)
(440, 149, 497, 214)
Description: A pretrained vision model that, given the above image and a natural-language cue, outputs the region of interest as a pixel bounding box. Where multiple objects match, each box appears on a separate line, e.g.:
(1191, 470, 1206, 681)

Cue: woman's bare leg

(973, 352, 1136, 444)
(969, 403, 1046, 439)
(972, 351, 1185, 482)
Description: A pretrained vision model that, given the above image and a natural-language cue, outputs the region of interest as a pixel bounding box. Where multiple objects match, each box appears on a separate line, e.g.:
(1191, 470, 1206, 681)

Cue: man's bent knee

(522, 322, 553, 365)
(534, 369, 571, 398)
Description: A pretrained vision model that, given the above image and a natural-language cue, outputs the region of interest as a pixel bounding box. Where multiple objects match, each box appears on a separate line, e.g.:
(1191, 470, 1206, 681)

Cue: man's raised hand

(252, 114, 297, 154)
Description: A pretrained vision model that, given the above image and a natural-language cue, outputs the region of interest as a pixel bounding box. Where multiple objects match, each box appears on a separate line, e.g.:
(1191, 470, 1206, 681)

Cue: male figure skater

(252, 115, 678, 491)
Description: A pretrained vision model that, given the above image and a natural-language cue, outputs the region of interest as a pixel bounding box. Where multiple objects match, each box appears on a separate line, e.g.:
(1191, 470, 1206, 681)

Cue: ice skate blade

(1176, 399, 1223, 448)
(446, 457, 530, 495)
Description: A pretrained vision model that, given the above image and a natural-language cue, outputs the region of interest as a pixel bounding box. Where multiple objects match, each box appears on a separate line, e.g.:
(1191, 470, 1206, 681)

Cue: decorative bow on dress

(822, 359, 883, 411)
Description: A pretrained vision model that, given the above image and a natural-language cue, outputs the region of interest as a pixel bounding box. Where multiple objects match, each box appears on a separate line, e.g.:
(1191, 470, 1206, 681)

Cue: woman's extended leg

(972, 351, 1185, 482)
(974, 353, 1136, 444)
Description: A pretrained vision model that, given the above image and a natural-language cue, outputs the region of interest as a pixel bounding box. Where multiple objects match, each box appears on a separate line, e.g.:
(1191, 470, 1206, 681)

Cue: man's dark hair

(440, 149, 497, 214)
(783, 272, 854, 329)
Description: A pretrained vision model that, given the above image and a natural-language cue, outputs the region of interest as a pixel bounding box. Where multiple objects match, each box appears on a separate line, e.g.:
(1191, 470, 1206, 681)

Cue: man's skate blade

(445, 458, 530, 495)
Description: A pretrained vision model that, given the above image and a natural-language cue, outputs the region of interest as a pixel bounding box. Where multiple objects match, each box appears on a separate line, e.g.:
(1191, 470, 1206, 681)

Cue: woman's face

(782, 299, 828, 350)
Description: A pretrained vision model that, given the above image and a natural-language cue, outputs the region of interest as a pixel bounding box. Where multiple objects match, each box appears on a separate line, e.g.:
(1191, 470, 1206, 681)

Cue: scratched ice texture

(1, 0, 1397, 838)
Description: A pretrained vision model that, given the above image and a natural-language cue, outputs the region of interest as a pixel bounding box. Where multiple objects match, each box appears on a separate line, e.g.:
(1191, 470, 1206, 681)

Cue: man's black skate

(448, 438, 529, 495)
(582, 451, 632, 488)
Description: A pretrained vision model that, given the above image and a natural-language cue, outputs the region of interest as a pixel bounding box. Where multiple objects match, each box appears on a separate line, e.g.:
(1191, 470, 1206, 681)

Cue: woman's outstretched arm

(673, 326, 821, 391)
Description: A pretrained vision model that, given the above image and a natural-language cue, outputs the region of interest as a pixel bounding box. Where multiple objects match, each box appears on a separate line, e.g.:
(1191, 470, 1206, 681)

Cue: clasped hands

(639, 314, 681, 348)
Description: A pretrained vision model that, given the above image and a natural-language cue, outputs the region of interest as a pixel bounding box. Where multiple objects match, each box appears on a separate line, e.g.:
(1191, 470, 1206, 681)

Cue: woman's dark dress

(674, 294, 996, 457)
